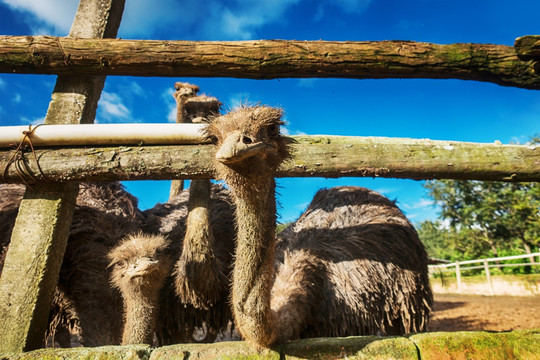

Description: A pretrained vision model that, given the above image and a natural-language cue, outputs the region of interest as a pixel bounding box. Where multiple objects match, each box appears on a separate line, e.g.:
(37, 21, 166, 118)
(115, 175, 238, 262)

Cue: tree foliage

(418, 135, 539, 263)
(420, 179, 539, 261)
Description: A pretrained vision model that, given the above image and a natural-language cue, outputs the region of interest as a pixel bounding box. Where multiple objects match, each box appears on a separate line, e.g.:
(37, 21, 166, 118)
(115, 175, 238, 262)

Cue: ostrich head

(108, 232, 172, 296)
(185, 95, 222, 123)
(173, 82, 200, 101)
(205, 105, 289, 188)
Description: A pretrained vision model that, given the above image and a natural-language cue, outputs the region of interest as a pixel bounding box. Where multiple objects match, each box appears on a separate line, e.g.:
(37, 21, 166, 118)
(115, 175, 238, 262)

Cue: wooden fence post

(0, 0, 125, 353)
(483, 259, 494, 296)
(455, 262, 462, 293)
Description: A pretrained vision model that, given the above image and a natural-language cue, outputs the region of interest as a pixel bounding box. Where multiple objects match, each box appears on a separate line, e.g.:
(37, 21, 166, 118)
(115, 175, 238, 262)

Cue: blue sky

(0, 0, 538, 224)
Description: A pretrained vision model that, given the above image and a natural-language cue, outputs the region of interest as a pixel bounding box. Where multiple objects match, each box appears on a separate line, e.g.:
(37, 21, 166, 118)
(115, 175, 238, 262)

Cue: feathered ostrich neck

(221, 164, 279, 347)
(175, 179, 223, 309)
(209, 105, 288, 347)
(121, 283, 160, 345)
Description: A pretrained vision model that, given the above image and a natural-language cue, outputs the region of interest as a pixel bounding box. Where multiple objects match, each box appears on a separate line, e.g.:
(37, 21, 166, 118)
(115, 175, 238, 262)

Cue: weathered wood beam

(1, 136, 538, 183)
(515, 35, 540, 60)
(0, 36, 539, 89)
(0, 0, 125, 353)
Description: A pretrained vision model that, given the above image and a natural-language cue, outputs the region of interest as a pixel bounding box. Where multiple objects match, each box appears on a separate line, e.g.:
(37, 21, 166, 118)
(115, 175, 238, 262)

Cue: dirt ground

(427, 293, 540, 332)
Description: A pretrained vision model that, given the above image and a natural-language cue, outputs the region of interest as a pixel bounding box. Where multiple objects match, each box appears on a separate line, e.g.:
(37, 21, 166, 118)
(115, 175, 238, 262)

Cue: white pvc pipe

(0, 123, 208, 148)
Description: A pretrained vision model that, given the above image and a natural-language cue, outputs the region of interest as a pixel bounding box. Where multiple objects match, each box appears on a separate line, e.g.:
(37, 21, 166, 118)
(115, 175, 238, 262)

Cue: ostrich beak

(126, 257, 159, 279)
(216, 131, 271, 165)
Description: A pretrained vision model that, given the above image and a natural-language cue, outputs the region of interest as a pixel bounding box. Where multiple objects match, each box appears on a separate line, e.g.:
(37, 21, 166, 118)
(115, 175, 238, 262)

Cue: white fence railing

(428, 252, 540, 296)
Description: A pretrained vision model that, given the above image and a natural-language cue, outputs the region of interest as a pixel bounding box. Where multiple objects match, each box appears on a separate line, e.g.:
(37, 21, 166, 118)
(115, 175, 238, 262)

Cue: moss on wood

(2, 330, 538, 360)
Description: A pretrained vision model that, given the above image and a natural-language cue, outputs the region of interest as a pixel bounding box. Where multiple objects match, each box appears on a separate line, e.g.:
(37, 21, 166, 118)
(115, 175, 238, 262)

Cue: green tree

(424, 179, 539, 260)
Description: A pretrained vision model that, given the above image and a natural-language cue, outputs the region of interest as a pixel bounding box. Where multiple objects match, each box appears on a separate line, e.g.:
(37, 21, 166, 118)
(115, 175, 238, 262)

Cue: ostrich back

(0, 182, 142, 347)
(275, 186, 432, 338)
(142, 183, 236, 344)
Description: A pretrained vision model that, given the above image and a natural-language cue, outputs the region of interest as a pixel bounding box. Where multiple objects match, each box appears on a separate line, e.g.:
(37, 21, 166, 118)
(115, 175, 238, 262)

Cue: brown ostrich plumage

(0, 182, 142, 347)
(207, 105, 432, 347)
(142, 183, 236, 344)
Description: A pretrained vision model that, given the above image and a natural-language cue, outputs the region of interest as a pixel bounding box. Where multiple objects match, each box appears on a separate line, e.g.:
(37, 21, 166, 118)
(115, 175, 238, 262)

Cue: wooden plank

(0, 36, 539, 89)
(0, 0, 125, 353)
(0, 183, 78, 351)
(0, 136, 538, 183)
(515, 35, 540, 60)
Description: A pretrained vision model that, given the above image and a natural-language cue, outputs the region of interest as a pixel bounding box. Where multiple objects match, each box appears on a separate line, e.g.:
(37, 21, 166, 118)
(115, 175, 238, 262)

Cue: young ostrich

(108, 232, 173, 345)
(0, 182, 142, 347)
(206, 105, 432, 347)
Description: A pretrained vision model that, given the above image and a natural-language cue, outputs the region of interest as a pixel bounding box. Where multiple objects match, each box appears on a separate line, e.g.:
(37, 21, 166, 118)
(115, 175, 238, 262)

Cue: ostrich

(142, 183, 236, 344)
(0, 182, 142, 347)
(206, 105, 433, 347)
(173, 81, 200, 124)
(170, 81, 200, 198)
(174, 93, 225, 309)
(163, 82, 234, 342)
(108, 232, 173, 345)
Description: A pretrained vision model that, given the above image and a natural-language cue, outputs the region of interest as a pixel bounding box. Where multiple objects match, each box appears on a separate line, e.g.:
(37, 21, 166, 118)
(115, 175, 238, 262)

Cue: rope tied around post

(1, 124, 46, 186)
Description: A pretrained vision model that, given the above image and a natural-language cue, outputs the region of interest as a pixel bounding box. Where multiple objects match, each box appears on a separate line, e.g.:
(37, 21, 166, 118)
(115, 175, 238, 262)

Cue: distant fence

(429, 252, 540, 296)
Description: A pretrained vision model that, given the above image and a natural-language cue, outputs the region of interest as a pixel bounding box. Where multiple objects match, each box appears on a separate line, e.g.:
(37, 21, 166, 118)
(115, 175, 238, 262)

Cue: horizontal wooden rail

(0, 36, 539, 89)
(0, 124, 206, 147)
(429, 253, 540, 270)
(1, 135, 538, 183)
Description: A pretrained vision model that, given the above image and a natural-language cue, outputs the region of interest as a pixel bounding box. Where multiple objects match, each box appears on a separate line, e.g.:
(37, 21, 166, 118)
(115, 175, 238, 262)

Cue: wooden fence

(0, 0, 539, 354)
(429, 253, 540, 296)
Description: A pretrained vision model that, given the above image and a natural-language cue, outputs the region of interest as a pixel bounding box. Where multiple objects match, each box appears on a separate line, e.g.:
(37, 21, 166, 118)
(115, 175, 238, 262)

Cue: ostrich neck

(122, 287, 160, 345)
(175, 101, 185, 123)
(231, 174, 278, 346)
(184, 179, 213, 254)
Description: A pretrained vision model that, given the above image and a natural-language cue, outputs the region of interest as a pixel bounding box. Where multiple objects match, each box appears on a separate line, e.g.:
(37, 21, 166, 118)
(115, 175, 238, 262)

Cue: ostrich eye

(116, 260, 127, 268)
(267, 123, 279, 137)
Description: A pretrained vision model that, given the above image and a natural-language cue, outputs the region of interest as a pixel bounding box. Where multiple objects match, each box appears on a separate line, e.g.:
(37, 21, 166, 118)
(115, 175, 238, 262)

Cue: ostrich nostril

(242, 136, 253, 144)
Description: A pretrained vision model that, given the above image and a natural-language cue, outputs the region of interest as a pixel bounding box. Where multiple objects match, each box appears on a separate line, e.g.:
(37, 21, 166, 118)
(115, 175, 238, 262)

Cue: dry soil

(428, 293, 540, 332)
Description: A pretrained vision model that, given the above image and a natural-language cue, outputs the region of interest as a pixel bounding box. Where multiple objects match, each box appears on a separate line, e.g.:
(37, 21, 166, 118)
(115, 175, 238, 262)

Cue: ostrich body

(207, 105, 432, 347)
(276, 186, 433, 338)
(0, 182, 142, 347)
(108, 233, 172, 345)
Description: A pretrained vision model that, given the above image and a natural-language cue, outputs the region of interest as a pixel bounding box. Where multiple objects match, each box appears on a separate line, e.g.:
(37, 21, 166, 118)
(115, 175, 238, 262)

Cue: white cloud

(216, 0, 302, 39)
(98, 91, 130, 121)
(119, 0, 303, 40)
(160, 86, 176, 122)
(21, 116, 45, 125)
(1, 0, 77, 35)
(167, 106, 176, 123)
(129, 81, 145, 97)
(2, 0, 374, 41)
(12, 93, 21, 103)
(280, 126, 306, 136)
(373, 187, 398, 195)
(227, 92, 251, 109)
(0, 78, 6, 89)
(402, 198, 434, 210)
